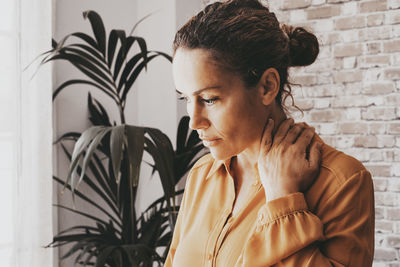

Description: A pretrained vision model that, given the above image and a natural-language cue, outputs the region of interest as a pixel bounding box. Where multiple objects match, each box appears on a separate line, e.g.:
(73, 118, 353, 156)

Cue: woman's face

(172, 48, 268, 160)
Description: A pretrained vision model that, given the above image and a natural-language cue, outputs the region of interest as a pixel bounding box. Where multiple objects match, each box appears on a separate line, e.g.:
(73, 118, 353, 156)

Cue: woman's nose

(188, 103, 209, 130)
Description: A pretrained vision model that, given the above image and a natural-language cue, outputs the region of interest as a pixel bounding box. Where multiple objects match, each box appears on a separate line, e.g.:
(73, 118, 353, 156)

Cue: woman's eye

(202, 97, 218, 105)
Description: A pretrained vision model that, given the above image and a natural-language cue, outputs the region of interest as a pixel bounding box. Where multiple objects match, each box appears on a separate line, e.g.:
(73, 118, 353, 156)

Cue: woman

(165, 0, 374, 266)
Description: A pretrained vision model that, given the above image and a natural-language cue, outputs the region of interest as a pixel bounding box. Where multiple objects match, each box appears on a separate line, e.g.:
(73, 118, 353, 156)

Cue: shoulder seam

(321, 161, 366, 187)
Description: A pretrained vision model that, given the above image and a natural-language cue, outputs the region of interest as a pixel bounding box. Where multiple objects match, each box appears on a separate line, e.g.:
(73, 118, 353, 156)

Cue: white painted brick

(392, 53, 400, 66)
(376, 192, 398, 206)
(313, 18, 334, 32)
(318, 45, 332, 59)
(331, 96, 367, 108)
(383, 150, 395, 161)
(392, 163, 400, 176)
(369, 122, 387, 134)
(338, 82, 363, 96)
(335, 135, 354, 148)
(319, 32, 341, 45)
(377, 135, 396, 148)
(367, 96, 385, 106)
(393, 150, 400, 161)
(312, 0, 325, 5)
(314, 97, 331, 108)
(388, 179, 400, 192)
(360, 26, 392, 41)
(316, 73, 332, 84)
(289, 9, 307, 23)
(372, 261, 387, 267)
(363, 82, 395, 95)
(345, 108, 361, 120)
(391, 25, 400, 38)
(385, 94, 400, 106)
(343, 57, 356, 69)
(342, 2, 358, 16)
(362, 107, 397, 121)
(354, 135, 378, 148)
(386, 10, 400, 24)
(364, 68, 384, 82)
(388, 0, 400, 9)
(365, 41, 382, 55)
(339, 29, 361, 43)
(319, 122, 337, 134)
(396, 136, 400, 147)
(374, 178, 388, 192)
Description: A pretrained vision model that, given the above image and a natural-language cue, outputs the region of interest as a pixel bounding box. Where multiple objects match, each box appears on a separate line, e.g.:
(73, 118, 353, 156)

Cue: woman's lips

(201, 138, 222, 147)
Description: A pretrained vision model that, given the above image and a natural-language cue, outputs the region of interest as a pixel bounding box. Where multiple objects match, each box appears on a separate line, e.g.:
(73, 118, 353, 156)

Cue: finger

(296, 127, 316, 151)
(260, 118, 274, 154)
(284, 124, 305, 144)
(309, 141, 322, 169)
(272, 118, 294, 146)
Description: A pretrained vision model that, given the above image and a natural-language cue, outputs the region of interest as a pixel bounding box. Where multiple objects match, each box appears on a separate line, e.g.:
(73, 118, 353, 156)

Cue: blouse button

(208, 254, 213, 261)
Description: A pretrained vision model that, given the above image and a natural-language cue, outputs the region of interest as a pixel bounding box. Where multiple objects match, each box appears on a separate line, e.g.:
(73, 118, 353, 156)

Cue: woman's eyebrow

(175, 86, 222, 96)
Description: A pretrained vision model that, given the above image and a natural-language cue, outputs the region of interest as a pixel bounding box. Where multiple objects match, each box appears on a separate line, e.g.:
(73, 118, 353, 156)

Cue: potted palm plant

(41, 10, 205, 266)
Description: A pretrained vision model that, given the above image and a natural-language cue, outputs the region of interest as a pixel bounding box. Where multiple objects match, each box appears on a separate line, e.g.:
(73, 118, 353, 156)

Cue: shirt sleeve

(237, 170, 375, 267)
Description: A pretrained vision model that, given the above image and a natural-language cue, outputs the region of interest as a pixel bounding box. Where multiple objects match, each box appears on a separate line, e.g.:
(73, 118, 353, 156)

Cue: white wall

(54, 0, 201, 266)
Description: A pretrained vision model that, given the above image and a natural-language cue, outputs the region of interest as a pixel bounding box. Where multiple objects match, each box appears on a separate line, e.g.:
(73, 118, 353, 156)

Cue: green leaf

(83, 10, 106, 56)
(96, 246, 116, 267)
(44, 54, 117, 101)
(87, 93, 113, 127)
(134, 36, 148, 71)
(51, 51, 113, 89)
(54, 176, 122, 229)
(113, 37, 135, 81)
(66, 126, 105, 194)
(129, 12, 154, 35)
(120, 54, 158, 104)
(107, 30, 126, 69)
(110, 125, 125, 183)
(77, 127, 112, 190)
(72, 32, 99, 50)
(52, 79, 112, 101)
(63, 46, 108, 73)
(143, 138, 175, 210)
(58, 143, 121, 219)
(54, 131, 80, 144)
(117, 53, 145, 93)
(176, 116, 190, 154)
(70, 43, 104, 62)
(56, 225, 100, 236)
(126, 126, 145, 187)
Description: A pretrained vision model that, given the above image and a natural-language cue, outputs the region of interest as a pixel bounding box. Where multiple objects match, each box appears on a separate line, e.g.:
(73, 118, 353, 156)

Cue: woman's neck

(232, 104, 287, 184)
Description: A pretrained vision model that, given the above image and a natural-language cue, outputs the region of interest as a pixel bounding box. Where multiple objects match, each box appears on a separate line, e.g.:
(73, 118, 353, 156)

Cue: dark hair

(173, 0, 319, 112)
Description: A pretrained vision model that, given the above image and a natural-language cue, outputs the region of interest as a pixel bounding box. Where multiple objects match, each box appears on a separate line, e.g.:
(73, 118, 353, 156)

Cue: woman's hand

(258, 118, 322, 202)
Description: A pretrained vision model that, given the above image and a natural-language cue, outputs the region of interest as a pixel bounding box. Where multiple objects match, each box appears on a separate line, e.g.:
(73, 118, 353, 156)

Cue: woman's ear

(257, 68, 280, 106)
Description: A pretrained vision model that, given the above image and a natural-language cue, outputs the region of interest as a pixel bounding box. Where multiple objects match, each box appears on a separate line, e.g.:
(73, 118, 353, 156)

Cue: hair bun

(282, 25, 319, 67)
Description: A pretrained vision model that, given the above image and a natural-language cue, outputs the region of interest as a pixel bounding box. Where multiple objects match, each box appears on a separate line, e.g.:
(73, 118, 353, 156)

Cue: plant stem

(119, 101, 126, 124)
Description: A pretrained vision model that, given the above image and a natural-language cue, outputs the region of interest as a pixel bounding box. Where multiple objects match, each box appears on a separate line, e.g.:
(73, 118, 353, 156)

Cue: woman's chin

(209, 148, 233, 161)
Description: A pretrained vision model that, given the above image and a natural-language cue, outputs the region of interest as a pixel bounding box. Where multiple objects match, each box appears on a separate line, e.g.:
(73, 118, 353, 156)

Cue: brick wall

(201, 0, 400, 265)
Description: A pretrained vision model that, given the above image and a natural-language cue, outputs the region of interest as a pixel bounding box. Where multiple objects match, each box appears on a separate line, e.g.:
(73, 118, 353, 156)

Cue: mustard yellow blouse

(164, 139, 375, 266)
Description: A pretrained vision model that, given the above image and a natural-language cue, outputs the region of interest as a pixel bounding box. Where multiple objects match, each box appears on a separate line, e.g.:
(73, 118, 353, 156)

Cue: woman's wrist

(264, 186, 299, 202)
